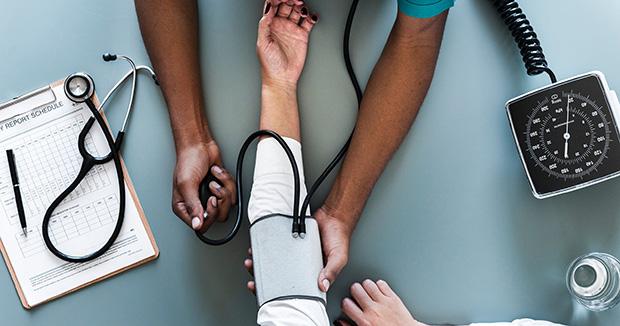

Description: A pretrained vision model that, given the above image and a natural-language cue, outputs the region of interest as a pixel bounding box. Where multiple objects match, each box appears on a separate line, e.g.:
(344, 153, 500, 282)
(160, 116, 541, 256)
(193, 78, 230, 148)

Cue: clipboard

(0, 79, 159, 309)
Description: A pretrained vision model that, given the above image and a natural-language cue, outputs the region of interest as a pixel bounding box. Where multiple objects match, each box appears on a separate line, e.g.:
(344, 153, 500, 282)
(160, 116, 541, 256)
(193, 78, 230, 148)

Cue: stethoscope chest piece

(64, 72, 95, 103)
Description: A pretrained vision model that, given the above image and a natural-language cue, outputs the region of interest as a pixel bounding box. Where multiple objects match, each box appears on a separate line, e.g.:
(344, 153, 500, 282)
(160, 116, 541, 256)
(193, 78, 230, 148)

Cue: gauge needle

(554, 120, 574, 128)
(564, 96, 571, 158)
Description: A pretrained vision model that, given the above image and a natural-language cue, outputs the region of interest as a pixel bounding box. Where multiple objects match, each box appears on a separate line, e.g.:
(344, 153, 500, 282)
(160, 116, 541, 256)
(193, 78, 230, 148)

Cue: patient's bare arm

(257, 1, 317, 138)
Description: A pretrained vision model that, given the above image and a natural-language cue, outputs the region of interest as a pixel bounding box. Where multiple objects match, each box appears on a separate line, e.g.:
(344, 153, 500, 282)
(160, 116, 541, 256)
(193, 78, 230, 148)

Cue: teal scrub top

(398, 0, 455, 18)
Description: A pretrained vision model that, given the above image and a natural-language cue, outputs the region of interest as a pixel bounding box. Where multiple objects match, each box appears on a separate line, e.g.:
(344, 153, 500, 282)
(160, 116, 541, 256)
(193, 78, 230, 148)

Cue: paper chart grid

(0, 114, 111, 226)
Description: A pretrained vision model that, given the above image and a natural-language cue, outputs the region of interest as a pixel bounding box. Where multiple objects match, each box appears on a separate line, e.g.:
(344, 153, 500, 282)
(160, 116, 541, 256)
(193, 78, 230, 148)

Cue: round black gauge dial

(525, 92, 612, 179)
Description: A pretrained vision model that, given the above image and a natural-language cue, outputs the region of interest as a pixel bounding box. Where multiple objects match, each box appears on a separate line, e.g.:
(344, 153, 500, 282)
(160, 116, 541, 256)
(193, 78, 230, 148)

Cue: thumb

(258, 1, 275, 44)
(318, 249, 348, 293)
(178, 181, 205, 231)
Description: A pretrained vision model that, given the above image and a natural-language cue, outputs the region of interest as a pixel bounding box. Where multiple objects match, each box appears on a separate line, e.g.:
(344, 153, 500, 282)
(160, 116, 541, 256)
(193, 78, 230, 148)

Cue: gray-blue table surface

(1, 0, 619, 325)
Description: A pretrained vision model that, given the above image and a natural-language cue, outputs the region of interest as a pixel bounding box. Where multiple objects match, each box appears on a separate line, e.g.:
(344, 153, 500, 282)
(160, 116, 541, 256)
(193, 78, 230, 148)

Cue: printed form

(0, 82, 157, 308)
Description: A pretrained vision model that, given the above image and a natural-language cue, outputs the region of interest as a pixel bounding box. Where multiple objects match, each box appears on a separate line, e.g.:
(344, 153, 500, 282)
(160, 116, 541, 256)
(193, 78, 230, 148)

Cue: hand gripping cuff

(250, 214, 326, 307)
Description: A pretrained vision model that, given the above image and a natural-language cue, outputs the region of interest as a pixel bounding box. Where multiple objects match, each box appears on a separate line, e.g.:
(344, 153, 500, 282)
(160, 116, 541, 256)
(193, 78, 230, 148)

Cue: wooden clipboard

(0, 79, 159, 309)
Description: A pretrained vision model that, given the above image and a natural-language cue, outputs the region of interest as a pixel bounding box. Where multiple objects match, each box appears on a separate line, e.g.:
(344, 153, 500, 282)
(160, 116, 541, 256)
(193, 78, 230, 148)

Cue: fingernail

(322, 279, 330, 291)
(311, 14, 318, 22)
(211, 197, 218, 208)
(192, 217, 201, 230)
(210, 181, 221, 190)
(301, 7, 308, 16)
(212, 165, 223, 175)
(263, 1, 271, 15)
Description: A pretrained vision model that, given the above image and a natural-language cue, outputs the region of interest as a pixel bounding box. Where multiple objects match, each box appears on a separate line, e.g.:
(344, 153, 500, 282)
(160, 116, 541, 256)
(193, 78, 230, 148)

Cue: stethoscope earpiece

(102, 53, 118, 62)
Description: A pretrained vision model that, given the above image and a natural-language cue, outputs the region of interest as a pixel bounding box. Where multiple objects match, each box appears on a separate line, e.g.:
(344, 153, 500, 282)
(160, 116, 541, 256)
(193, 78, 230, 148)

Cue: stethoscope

(42, 53, 158, 263)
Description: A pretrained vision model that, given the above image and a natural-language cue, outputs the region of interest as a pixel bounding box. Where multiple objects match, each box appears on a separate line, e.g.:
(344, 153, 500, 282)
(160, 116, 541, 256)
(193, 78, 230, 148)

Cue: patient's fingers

(300, 6, 309, 19)
(376, 279, 397, 298)
(300, 13, 318, 32)
(247, 281, 256, 294)
(259, 1, 276, 45)
(244, 258, 254, 276)
(277, 2, 294, 18)
(362, 279, 383, 301)
(289, 7, 302, 24)
(341, 297, 364, 324)
(350, 283, 373, 310)
(269, 0, 302, 6)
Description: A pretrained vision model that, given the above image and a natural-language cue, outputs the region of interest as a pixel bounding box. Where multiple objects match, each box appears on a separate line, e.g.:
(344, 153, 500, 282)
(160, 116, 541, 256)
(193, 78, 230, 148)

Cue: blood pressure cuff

(398, 0, 455, 18)
(250, 214, 326, 307)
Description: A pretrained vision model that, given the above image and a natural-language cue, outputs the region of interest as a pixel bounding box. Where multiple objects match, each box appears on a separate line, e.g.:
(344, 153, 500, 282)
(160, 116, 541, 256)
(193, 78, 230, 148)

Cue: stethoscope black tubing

(196, 0, 363, 244)
(41, 99, 126, 263)
(195, 130, 302, 245)
(299, 0, 363, 222)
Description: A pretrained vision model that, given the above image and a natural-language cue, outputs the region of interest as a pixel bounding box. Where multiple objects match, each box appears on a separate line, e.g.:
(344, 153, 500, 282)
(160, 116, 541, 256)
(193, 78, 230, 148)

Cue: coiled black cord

(491, 0, 557, 83)
(196, 0, 363, 243)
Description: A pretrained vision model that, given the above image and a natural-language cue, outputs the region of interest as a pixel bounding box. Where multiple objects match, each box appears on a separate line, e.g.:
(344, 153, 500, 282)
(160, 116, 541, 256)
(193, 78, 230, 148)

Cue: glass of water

(566, 252, 620, 311)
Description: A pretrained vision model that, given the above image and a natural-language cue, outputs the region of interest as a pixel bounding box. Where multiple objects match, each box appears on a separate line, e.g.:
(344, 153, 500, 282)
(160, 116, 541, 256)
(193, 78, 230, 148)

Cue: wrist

(322, 181, 366, 236)
(319, 202, 357, 238)
(174, 131, 214, 155)
(262, 77, 298, 95)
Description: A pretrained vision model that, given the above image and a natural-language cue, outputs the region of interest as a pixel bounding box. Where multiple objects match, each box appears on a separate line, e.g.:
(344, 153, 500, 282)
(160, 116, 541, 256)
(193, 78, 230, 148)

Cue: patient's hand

(337, 280, 427, 326)
(257, 0, 318, 89)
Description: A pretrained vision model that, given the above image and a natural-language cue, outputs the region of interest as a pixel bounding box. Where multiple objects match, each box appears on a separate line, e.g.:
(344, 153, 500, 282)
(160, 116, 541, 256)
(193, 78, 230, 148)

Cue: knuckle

(175, 178, 193, 190)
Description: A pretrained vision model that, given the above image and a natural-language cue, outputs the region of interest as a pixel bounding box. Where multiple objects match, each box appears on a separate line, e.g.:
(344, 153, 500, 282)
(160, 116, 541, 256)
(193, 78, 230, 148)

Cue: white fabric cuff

(248, 137, 309, 224)
(253, 137, 305, 183)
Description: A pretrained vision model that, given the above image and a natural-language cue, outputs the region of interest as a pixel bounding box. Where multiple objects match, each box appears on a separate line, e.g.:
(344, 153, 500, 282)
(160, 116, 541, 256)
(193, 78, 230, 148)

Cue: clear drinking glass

(566, 252, 620, 311)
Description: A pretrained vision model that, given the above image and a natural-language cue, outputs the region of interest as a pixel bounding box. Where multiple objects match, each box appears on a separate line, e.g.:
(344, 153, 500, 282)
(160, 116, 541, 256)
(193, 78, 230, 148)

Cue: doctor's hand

(314, 206, 352, 293)
(172, 141, 236, 232)
(257, 0, 318, 89)
(242, 206, 353, 295)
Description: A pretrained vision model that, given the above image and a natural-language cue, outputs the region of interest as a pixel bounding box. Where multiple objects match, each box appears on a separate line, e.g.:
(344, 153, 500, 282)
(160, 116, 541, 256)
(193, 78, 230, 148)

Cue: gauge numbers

(507, 72, 620, 198)
(525, 92, 611, 179)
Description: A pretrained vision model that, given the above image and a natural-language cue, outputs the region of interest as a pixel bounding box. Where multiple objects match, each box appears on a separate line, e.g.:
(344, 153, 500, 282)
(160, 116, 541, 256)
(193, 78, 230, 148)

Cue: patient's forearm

(260, 83, 301, 142)
(134, 0, 211, 151)
(324, 12, 448, 229)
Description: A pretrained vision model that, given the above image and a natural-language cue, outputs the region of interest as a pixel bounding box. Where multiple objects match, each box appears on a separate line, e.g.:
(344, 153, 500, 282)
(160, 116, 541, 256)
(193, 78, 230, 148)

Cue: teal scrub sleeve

(398, 0, 455, 18)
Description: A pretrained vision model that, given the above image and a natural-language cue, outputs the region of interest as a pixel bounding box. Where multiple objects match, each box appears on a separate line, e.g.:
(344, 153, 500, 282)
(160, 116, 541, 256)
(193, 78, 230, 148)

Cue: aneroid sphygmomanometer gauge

(507, 72, 620, 198)
(491, 0, 620, 199)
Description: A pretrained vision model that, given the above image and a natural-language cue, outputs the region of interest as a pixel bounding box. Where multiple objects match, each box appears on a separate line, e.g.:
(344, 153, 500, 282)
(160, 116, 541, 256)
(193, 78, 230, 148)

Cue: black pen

(6, 149, 27, 236)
